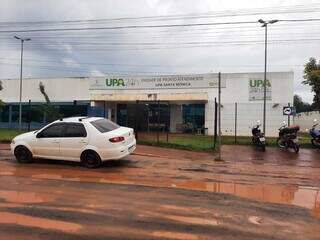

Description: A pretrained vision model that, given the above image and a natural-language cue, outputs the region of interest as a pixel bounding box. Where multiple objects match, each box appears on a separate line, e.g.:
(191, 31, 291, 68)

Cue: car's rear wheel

(14, 146, 33, 163)
(81, 150, 102, 168)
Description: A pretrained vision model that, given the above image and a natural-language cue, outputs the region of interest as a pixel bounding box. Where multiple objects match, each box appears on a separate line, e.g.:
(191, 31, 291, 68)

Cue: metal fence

(0, 99, 293, 150)
(135, 101, 293, 149)
(0, 100, 105, 131)
(220, 102, 293, 138)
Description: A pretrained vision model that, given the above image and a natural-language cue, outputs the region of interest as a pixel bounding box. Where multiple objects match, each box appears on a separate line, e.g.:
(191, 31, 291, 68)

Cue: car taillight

(109, 136, 125, 143)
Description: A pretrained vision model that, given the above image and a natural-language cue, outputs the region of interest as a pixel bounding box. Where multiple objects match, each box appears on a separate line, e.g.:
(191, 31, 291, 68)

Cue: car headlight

(11, 139, 15, 144)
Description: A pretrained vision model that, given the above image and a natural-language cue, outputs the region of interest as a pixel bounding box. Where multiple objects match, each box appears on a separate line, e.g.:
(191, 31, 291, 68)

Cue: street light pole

(14, 36, 31, 130)
(263, 23, 268, 135)
(258, 19, 278, 135)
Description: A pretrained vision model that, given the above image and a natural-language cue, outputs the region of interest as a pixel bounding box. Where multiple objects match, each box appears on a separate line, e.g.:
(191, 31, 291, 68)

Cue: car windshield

(90, 119, 120, 133)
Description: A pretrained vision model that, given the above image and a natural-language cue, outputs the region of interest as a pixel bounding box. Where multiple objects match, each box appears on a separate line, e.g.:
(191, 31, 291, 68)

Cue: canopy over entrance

(90, 93, 209, 102)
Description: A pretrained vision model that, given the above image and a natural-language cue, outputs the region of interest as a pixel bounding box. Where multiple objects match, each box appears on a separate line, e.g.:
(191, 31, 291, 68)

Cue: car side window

(65, 123, 87, 138)
(90, 119, 119, 133)
(39, 123, 65, 138)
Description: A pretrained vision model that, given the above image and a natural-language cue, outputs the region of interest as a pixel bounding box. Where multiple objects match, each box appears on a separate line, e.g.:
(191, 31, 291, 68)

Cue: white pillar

(205, 100, 214, 135)
(170, 104, 183, 133)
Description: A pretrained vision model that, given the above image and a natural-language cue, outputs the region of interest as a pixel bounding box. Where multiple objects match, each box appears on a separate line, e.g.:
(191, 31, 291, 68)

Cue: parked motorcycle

(251, 120, 266, 151)
(277, 122, 300, 153)
(309, 119, 320, 148)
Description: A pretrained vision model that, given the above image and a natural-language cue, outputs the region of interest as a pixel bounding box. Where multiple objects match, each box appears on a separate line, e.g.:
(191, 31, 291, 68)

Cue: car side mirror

(36, 132, 43, 138)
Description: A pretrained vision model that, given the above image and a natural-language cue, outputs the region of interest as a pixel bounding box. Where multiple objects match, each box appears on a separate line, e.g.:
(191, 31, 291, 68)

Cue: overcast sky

(0, 0, 320, 103)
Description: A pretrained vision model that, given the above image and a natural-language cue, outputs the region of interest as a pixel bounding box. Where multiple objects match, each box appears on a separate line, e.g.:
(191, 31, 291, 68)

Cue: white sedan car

(10, 117, 136, 168)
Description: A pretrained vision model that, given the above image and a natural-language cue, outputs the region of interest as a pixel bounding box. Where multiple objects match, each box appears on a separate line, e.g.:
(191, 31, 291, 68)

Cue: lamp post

(258, 19, 278, 135)
(14, 36, 31, 130)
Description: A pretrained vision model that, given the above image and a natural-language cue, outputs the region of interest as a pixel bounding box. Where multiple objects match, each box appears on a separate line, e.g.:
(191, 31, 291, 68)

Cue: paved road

(0, 145, 319, 239)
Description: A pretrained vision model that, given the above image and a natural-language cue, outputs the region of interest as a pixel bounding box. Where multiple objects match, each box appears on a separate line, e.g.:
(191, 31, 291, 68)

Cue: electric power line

(1, 3, 320, 26)
(0, 20, 259, 33)
(0, 57, 305, 68)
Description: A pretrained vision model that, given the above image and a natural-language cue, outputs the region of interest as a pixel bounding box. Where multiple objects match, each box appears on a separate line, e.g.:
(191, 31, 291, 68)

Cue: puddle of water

(160, 205, 200, 212)
(32, 174, 63, 180)
(173, 181, 320, 218)
(0, 211, 82, 232)
(0, 172, 14, 176)
(152, 231, 199, 240)
(4, 161, 319, 218)
(248, 216, 262, 225)
(0, 201, 98, 214)
(0, 202, 22, 208)
(160, 205, 213, 215)
(0, 190, 55, 204)
(165, 215, 219, 226)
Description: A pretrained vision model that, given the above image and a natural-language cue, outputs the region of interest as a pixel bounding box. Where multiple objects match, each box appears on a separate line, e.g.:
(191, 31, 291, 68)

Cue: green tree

(39, 82, 50, 104)
(0, 100, 4, 111)
(0, 80, 4, 110)
(293, 94, 312, 113)
(302, 58, 320, 109)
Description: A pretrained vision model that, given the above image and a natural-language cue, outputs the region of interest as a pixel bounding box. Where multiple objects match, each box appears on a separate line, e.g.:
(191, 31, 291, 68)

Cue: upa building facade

(0, 72, 294, 136)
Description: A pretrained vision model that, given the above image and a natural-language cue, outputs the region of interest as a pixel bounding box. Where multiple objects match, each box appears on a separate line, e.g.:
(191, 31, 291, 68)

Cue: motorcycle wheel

(311, 139, 320, 148)
(260, 144, 266, 152)
(293, 143, 300, 153)
(276, 138, 285, 148)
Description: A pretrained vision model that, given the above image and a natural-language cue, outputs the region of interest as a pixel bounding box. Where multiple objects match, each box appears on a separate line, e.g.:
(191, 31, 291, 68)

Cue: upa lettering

(106, 78, 126, 87)
(250, 79, 271, 88)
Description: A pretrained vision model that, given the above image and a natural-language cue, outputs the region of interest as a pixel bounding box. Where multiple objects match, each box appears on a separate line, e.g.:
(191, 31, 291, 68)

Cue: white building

(294, 111, 320, 131)
(0, 72, 294, 136)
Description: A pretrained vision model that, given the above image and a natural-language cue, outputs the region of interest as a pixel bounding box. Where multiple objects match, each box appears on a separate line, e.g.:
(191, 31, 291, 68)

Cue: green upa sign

(249, 79, 272, 101)
(105, 78, 125, 87)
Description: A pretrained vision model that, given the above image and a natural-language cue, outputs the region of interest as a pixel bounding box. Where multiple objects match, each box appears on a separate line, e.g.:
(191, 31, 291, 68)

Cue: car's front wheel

(14, 146, 33, 163)
(81, 150, 102, 168)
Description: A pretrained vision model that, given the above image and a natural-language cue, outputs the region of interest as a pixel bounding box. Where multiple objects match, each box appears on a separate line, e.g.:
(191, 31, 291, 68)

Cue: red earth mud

(0, 144, 319, 239)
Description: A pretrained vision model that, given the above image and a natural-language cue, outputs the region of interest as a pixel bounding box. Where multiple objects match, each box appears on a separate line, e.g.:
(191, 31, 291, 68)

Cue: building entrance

(116, 102, 170, 132)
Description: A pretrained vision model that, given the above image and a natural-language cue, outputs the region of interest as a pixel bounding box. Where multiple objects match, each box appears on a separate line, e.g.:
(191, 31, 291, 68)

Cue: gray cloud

(0, 0, 319, 103)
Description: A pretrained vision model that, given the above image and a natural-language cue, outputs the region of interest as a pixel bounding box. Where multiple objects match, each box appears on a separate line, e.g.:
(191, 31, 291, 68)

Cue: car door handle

(79, 140, 87, 144)
(52, 140, 60, 143)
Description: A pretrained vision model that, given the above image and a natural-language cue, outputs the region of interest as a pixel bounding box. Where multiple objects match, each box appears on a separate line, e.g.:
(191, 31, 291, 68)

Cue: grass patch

(0, 129, 25, 143)
(138, 139, 214, 152)
(138, 133, 315, 151)
(222, 135, 313, 148)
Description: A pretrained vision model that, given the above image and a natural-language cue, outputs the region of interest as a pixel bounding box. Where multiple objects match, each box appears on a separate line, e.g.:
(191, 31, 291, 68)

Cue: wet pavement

(0, 144, 319, 239)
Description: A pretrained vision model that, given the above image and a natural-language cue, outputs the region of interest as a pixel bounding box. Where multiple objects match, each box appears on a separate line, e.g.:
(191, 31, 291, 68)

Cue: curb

(0, 146, 10, 150)
(132, 152, 165, 158)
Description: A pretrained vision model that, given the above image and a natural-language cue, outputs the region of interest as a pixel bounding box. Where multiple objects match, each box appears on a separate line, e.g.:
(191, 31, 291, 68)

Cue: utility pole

(288, 102, 291, 126)
(215, 72, 222, 161)
(14, 36, 31, 130)
(258, 19, 278, 135)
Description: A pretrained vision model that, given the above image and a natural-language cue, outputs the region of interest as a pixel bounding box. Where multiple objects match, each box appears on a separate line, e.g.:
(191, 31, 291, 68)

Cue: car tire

(14, 146, 33, 163)
(81, 150, 102, 168)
